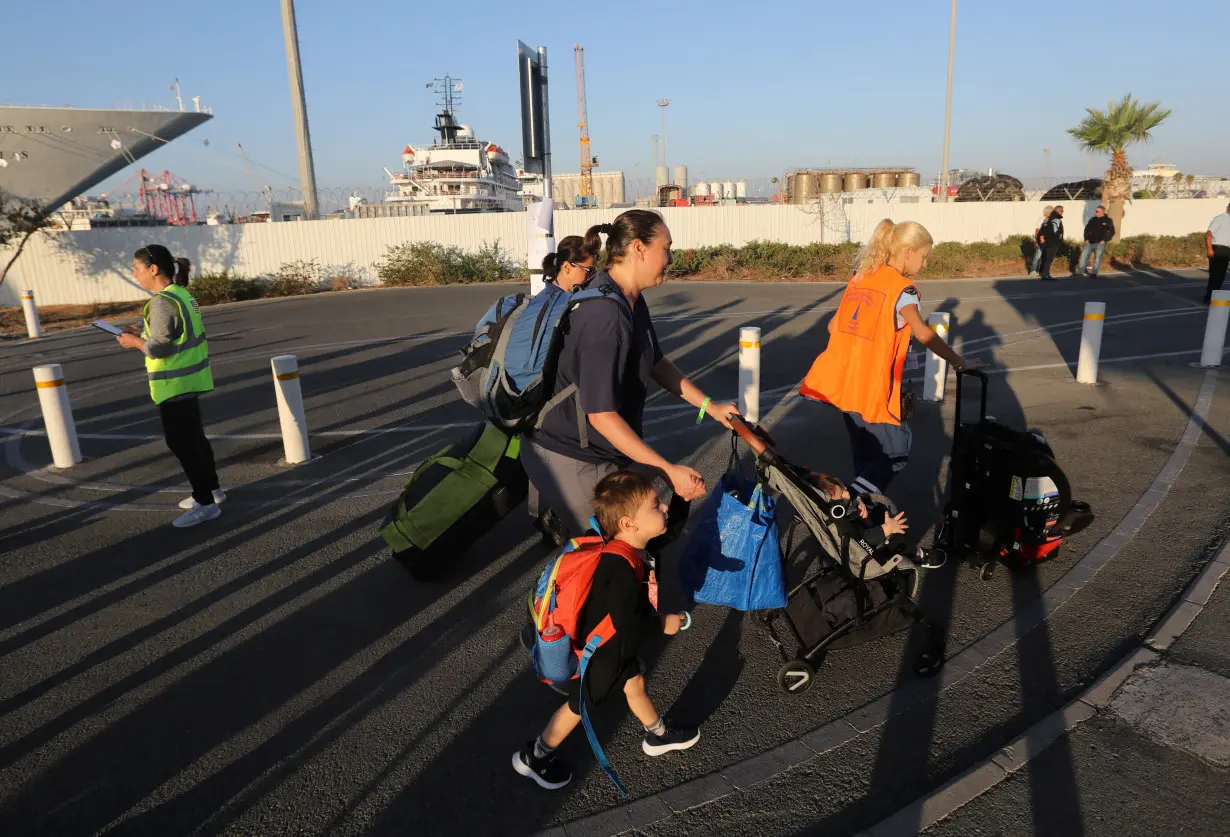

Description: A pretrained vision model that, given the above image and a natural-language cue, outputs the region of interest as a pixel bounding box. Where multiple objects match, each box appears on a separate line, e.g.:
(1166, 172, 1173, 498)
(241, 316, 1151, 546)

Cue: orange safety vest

(800, 265, 916, 425)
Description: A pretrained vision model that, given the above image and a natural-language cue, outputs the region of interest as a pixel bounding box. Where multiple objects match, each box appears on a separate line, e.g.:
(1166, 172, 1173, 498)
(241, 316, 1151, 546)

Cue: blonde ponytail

(853, 219, 934, 280)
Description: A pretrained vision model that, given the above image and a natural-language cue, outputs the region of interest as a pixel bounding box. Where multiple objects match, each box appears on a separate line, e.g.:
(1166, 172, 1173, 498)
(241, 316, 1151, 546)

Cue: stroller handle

(728, 413, 771, 456)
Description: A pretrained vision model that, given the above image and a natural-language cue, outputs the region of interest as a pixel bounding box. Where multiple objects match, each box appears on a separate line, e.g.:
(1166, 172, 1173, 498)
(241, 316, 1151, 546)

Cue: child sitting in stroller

(802, 470, 945, 569)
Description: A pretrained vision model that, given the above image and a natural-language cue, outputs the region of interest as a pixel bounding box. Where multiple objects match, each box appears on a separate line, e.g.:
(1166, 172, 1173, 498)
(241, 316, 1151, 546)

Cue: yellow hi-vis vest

(143, 284, 213, 405)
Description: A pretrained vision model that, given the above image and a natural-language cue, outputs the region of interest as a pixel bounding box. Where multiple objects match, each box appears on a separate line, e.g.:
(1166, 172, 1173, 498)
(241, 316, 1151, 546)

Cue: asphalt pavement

(0, 268, 1227, 837)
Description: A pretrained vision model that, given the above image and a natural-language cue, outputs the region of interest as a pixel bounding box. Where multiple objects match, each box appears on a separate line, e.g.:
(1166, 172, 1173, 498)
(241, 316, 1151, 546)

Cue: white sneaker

(179, 489, 227, 510)
(173, 503, 222, 528)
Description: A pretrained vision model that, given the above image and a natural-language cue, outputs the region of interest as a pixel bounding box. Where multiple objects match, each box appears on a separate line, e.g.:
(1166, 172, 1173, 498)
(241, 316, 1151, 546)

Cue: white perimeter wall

(3, 198, 1222, 306)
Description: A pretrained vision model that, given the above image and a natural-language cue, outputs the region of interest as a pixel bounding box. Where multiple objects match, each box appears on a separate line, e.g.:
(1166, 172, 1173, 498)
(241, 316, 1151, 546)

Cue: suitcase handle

(954, 367, 989, 433)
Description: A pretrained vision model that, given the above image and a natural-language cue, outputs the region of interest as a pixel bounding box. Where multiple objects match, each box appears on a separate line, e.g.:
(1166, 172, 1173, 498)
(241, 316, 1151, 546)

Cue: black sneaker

(512, 743, 572, 790)
(916, 547, 947, 570)
(642, 723, 700, 757)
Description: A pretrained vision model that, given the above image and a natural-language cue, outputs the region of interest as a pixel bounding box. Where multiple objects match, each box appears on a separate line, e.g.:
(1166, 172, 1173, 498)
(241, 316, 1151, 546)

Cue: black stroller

(728, 416, 945, 695)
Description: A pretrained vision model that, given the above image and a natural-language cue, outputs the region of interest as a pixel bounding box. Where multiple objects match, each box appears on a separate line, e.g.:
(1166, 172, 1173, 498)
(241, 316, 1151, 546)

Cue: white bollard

(1199, 291, 1230, 368)
(21, 290, 43, 339)
(271, 354, 311, 464)
(1076, 301, 1106, 384)
(32, 364, 82, 468)
(922, 312, 951, 401)
(738, 326, 761, 423)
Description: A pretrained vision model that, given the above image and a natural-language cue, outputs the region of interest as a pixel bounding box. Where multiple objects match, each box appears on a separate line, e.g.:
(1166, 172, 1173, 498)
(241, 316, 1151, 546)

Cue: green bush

(266, 259, 320, 297)
(376, 239, 520, 286)
(189, 271, 243, 305)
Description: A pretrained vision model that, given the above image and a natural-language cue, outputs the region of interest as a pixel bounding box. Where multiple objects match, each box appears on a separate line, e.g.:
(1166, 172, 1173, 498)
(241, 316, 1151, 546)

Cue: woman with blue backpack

(523, 209, 739, 541)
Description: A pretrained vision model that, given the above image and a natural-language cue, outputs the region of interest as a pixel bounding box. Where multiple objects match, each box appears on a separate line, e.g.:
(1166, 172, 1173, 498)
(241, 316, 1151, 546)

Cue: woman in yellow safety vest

(801, 219, 976, 508)
(114, 244, 223, 528)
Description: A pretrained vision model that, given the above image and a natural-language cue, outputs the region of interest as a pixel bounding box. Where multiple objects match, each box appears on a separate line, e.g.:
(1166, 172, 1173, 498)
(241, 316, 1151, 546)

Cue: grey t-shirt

(533, 275, 664, 464)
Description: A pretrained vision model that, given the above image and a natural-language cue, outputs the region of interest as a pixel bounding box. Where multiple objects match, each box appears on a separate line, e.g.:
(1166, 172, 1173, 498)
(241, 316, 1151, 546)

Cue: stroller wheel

(978, 561, 997, 581)
(912, 647, 945, 678)
(777, 660, 815, 694)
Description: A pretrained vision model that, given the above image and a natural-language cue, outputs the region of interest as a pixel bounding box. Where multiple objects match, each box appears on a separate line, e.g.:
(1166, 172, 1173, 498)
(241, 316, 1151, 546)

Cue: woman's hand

(116, 333, 144, 350)
(705, 400, 740, 429)
(122, 325, 142, 336)
(954, 356, 984, 373)
(665, 463, 707, 501)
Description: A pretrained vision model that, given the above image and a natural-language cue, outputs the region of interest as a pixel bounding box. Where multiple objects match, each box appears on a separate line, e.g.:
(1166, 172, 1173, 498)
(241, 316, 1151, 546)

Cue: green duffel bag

(380, 421, 529, 581)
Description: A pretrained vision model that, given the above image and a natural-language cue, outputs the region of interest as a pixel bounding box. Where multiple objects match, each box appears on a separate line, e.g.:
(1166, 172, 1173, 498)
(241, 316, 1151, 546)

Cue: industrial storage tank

(707, 181, 721, 199)
(818, 173, 843, 193)
(899, 172, 922, 187)
(872, 172, 897, 188)
(722, 181, 736, 199)
(788, 173, 816, 204)
(843, 172, 868, 192)
(655, 166, 669, 189)
(690, 183, 707, 197)
(674, 165, 688, 192)
(735, 180, 747, 200)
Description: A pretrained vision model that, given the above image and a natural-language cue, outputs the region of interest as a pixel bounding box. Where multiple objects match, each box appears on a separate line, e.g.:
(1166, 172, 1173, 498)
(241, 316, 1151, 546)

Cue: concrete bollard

(738, 326, 761, 423)
(1076, 301, 1106, 384)
(1199, 291, 1230, 368)
(21, 290, 43, 339)
(33, 364, 82, 468)
(922, 312, 951, 401)
(271, 354, 311, 464)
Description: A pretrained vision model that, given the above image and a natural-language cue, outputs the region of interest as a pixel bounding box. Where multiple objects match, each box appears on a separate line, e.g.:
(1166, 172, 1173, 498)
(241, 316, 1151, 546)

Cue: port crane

(575, 43, 597, 209)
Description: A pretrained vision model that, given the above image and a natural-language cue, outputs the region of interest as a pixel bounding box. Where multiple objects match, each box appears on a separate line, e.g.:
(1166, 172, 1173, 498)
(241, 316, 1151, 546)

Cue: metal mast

(280, 0, 319, 219)
(575, 43, 595, 208)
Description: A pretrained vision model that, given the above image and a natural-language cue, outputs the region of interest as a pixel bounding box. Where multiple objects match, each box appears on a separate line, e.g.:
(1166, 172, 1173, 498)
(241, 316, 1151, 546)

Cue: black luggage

(938, 370, 1094, 580)
(379, 422, 528, 581)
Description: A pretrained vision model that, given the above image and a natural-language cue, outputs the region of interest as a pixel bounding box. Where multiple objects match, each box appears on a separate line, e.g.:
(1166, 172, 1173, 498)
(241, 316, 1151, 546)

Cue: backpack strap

(578, 633, 629, 798)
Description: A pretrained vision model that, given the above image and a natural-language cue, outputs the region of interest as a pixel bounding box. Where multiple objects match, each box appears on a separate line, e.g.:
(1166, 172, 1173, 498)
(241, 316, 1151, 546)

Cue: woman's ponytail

(542, 252, 561, 280)
(173, 257, 192, 287)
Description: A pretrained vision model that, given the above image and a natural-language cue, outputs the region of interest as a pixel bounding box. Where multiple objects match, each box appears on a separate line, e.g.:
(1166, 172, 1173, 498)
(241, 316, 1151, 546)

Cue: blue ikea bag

(679, 448, 787, 611)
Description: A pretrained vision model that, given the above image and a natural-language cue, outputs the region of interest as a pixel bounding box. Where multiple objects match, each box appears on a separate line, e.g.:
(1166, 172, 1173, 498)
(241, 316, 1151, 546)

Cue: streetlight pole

(280, 0, 319, 220)
(656, 98, 670, 170)
(938, 0, 956, 203)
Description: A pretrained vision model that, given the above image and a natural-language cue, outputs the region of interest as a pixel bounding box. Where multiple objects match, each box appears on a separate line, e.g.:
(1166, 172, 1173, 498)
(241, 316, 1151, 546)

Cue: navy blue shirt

(533, 274, 664, 464)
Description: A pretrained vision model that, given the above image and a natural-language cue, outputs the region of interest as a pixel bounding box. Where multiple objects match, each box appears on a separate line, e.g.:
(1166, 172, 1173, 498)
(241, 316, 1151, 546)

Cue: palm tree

(1068, 94, 1172, 241)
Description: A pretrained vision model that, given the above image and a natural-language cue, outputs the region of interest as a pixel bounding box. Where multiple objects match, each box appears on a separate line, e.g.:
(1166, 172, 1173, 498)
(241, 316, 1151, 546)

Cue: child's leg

(623, 674, 662, 728)
(541, 701, 581, 749)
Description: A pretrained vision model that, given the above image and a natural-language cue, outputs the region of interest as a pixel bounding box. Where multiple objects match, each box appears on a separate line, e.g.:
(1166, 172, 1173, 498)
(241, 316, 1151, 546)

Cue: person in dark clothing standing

(114, 245, 223, 529)
(1037, 205, 1065, 281)
(1205, 202, 1230, 304)
(1078, 206, 1115, 277)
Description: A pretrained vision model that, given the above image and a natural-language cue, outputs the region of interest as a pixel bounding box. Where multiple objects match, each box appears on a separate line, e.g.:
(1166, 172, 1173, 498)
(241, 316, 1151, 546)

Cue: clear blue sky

(8, 0, 1228, 195)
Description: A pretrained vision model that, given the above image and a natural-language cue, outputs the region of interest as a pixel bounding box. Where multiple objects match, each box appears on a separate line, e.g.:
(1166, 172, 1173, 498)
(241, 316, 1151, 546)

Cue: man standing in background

(1205, 202, 1230, 304)
(1038, 205, 1065, 281)
(1031, 205, 1054, 275)
(1079, 205, 1115, 277)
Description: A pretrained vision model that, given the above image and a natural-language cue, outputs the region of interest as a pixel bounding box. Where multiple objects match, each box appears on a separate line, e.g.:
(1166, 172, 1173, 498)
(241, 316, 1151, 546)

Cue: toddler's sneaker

(642, 722, 700, 757)
(512, 743, 572, 790)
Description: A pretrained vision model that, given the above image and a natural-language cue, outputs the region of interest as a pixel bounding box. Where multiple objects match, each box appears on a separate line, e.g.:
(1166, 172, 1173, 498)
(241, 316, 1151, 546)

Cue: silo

(735, 180, 747, 200)
(872, 172, 896, 188)
(843, 172, 867, 192)
(708, 181, 722, 198)
(655, 165, 669, 189)
(722, 181, 736, 199)
(818, 173, 843, 194)
(788, 173, 816, 204)
(899, 171, 922, 188)
(674, 165, 688, 192)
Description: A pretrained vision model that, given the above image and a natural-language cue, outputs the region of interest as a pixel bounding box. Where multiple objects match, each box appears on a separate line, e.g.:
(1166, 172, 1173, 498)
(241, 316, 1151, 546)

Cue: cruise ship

(384, 78, 522, 214)
(0, 104, 212, 211)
